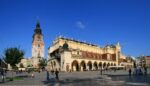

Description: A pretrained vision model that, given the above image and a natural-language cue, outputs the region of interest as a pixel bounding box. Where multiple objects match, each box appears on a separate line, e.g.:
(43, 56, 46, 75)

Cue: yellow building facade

(47, 36, 123, 72)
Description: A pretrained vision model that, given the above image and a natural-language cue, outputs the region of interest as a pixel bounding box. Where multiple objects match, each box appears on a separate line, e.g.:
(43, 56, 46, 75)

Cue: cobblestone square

(0, 69, 150, 86)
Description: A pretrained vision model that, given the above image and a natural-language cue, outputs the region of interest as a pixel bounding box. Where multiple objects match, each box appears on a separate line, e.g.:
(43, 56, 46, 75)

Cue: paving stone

(0, 70, 150, 86)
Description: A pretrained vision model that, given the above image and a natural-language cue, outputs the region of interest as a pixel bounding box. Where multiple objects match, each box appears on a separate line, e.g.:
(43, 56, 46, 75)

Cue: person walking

(129, 68, 132, 76)
(31, 71, 34, 78)
(55, 69, 59, 80)
(1, 69, 5, 83)
(46, 70, 50, 81)
(144, 67, 147, 75)
(100, 68, 102, 75)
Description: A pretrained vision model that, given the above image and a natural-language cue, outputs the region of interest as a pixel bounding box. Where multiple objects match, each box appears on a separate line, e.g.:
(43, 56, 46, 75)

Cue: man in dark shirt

(1, 69, 5, 82)
(129, 68, 132, 76)
(55, 69, 59, 80)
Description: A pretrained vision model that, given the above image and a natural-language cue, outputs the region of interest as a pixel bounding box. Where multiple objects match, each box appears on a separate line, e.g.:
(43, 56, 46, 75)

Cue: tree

(3, 47, 24, 69)
(38, 58, 47, 69)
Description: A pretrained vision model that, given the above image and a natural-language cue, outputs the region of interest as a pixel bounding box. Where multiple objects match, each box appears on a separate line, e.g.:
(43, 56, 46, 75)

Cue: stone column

(73, 66, 76, 71)
(86, 64, 89, 71)
(92, 64, 94, 70)
(98, 66, 100, 70)
(81, 66, 83, 71)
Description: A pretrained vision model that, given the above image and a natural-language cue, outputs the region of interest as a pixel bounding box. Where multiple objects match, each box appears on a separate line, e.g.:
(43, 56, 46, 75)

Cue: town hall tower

(32, 21, 44, 68)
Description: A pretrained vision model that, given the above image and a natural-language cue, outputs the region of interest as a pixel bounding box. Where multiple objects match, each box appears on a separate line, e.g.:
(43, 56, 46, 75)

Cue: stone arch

(66, 65, 69, 72)
(99, 62, 102, 68)
(111, 63, 113, 66)
(103, 62, 106, 68)
(72, 60, 79, 71)
(53, 61, 56, 66)
(93, 61, 98, 70)
(80, 61, 86, 71)
(51, 61, 54, 70)
(50, 61, 53, 66)
(52, 61, 57, 70)
(107, 63, 110, 67)
(87, 61, 92, 70)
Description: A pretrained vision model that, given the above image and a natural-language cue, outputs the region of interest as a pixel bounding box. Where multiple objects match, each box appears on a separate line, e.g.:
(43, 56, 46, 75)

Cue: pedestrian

(100, 69, 103, 75)
(1, 69, 5, 83)
(46, 70, 50, 81)
(114, 68, 116, 72)
(139, 68, 143, 75)
(55, 69, 59, 80)
(144, 67, 147, 75)
(135, 68, 138, 75)
(31, 71, 34, 78)
(129, 68, 131, 76)
(100, 68, 102, 75)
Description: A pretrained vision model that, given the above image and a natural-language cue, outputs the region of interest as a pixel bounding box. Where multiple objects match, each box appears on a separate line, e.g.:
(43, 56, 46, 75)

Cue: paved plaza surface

(0, 69, 150, 86)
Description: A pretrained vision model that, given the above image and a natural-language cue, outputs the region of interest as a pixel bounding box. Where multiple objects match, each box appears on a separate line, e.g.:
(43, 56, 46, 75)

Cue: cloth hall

(47, 36, 125, 72)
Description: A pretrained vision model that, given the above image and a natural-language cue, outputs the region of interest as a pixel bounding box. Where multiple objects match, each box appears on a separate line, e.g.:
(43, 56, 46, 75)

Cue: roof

(59, 36, 99, 47)
(105, 44, 116, 48)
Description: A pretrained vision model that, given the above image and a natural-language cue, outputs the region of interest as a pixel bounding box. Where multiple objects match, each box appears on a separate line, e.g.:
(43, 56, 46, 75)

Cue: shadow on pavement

(42, 78, 98, 86)
(109, 74, 150, 86)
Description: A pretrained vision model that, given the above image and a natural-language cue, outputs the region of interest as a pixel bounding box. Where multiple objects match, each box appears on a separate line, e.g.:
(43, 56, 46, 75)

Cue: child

(31, 72, 34, 78)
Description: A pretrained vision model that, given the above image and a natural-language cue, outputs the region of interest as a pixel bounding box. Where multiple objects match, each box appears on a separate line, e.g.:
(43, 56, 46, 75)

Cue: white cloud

(76, 21, 85, 29)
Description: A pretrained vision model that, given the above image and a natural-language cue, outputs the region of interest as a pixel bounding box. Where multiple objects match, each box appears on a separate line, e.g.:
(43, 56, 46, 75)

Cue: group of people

(46, 69, 59, 81)
(128, 67, 147, 76)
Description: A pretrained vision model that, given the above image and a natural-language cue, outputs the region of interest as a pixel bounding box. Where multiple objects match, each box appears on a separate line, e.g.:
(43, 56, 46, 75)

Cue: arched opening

(80, 61, 86, 71)
(53, 61, 56, 66)
(107, 63, 110, 67)
(103, 62, 106, 68)
(87, 61, 92, 70)
(93, 62, 98, 70)
(66, 65, 69, 72)
(111, 63, 113, 66)
(114, 63, 116, 66)
(72, 60, 79, 71)
(99, 62, 102, 69)
(51, 62, 53, 69)
(53, 61, 56, 70)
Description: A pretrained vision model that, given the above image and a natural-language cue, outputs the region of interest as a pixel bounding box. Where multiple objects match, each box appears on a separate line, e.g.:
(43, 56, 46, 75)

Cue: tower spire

(36, 19, 40, 28)
(34, 19, 42, 34)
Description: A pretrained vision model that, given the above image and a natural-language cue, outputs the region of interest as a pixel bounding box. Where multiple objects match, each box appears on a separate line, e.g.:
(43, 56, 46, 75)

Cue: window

(38, 44, 40, 47)
(77, 51, 79, 55)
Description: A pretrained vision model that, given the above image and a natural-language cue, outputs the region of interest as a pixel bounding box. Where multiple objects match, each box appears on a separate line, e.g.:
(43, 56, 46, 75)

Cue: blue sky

(0, 0, 150, 58)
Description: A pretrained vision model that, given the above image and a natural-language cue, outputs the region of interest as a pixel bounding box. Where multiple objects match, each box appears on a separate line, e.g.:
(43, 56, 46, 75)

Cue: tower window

(38, 44, 40, 47)
(77, 51, 79, 55)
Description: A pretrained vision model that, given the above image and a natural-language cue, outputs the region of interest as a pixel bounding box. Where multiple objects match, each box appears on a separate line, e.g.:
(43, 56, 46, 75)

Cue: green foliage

(6, 77, 14, 81)
(6, 76, 23, 81)
(13, 76, 23, 80)
(3, 47, 24, 69)
(38, 58, 47, 69)
(27, 64, 32, 67)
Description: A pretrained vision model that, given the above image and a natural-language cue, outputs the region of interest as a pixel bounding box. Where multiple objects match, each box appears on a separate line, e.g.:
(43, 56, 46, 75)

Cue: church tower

(32, 21, 44, 68)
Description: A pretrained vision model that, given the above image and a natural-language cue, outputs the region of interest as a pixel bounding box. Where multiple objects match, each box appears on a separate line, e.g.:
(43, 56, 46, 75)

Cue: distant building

(140, 56, 150, 67)
(17, 58, 32, 67)
(0, 59, 7, 70)
(18, 21, 45, 69)
(47, 36, 125, 72)
(135, 57, 141, 67)
(31, 21, 44, 68)
(119, 56, 134, 68)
